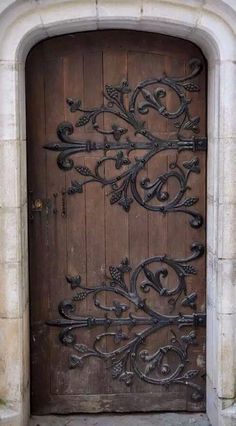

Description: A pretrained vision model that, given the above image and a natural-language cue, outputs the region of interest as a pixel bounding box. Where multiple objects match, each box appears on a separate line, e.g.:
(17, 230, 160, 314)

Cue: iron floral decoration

(47, 243, 206, 401)
(44, 58, 207, 227)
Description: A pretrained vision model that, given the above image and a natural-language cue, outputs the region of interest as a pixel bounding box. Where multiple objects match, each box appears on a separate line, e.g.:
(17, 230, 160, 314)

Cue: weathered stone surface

(29, 413, 211, 426)
(0, 1, 236, 425)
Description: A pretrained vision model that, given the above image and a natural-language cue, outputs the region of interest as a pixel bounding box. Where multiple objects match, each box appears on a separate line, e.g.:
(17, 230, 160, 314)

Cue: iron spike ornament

(47, 243, 206, 401)
(44, 58, 207, 227)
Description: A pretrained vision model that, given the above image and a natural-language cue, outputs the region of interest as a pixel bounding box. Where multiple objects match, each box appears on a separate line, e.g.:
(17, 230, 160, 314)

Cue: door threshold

(30, 412, 211, 426)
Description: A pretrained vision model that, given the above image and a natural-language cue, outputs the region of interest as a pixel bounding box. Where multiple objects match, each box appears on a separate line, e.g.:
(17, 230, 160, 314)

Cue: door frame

(0, 2, 236, 426)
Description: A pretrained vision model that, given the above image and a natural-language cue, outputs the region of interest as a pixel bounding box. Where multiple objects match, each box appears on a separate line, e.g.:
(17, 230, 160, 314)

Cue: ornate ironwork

(44, 58, 206, 227)
(47, 243, 206, 401)
(70, 155, 202, 226)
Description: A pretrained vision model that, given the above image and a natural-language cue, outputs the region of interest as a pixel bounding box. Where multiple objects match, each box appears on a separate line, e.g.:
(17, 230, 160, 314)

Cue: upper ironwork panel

(44, 58, 207, 226)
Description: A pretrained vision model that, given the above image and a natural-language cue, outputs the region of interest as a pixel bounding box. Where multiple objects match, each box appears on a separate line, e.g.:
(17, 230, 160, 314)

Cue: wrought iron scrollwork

(47, 243, 206, 401)
(69, 155, 202, 227)
(44, 58, 206, 227)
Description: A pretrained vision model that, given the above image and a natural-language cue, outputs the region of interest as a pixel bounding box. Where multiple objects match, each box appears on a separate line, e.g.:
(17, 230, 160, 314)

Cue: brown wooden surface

(26, 30, 207, 414)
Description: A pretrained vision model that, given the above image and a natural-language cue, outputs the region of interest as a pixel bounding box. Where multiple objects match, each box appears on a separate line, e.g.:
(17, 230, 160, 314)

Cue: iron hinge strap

(192, 137, 207, 151)
(193, 313, 206, 327)
(44, 136, 207, 154)
(177, 312, 206, 327)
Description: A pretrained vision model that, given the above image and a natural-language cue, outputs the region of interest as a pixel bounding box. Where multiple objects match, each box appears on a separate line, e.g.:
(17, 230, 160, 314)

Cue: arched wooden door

(26, 30, 207, 414)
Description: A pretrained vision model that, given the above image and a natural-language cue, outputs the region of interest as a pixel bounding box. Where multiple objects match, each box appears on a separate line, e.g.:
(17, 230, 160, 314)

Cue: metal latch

(31, 198, 44, 212)
(28, 190, 52, 221)
(28, 190, 66, 220)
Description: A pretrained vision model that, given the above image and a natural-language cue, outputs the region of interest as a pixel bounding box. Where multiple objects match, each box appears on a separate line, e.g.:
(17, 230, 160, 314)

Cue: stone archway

(0, 2, 236, 426)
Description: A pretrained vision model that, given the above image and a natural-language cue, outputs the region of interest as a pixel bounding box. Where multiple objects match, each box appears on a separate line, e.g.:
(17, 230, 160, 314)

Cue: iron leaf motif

(47, 243, 206, 402)
(44, 58, 207, 227)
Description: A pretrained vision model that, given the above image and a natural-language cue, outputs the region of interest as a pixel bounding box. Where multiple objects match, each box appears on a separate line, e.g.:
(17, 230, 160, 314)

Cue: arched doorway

(26, 30, 207, 414)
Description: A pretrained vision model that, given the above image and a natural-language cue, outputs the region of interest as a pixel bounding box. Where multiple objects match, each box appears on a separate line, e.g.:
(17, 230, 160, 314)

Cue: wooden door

(27, 30, 207, 414)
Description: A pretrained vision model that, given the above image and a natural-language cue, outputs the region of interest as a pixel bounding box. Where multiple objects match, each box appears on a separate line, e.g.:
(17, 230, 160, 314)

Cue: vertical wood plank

(43, 56, 68, 396)
(103, 48, 130, 396)
(83, 50, 107, 395)
(26, 44, 50, 413)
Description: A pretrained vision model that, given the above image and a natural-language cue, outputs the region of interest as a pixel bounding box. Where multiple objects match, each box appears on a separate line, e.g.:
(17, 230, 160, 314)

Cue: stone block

(19, 140, 27, 208)
(0, 208, 21, 264)
(217, 259, 236, 314)
(218, 203, 236, 259)
(18, 65, 26, 142)
(40, 0, 97, 36)
(0, 407, 19, 426)
(142, 1, 200, 38)
(0, 140, 20, 208)
(207, 136, 219, 202)
(196, 11, 236, 62)
(0, 3, 43, 62)
(207, 252, 217, 309)
(98, 0, 142, 20)
(216, 313, 236, 399)
(0, 262, 22, 319)
(0, 318, 22, 404)
(207, 198, 218, 255)
(218, 63, 236, 138)
(20, 204, 29, 313)
(22, 307, 29, 394)
(207, 63, 220, 140)
(0, 63, 19, 141)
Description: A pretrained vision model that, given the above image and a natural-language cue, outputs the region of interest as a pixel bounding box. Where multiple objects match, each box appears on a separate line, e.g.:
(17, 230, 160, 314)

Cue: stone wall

(0, 1, 236, 425)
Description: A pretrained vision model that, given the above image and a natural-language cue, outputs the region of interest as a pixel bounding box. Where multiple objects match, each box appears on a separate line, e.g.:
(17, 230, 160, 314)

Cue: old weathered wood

(27, 30, 207, 414)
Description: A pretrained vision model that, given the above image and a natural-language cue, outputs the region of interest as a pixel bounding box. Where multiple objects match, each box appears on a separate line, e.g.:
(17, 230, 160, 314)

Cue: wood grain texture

(27, 30, 207, 414)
